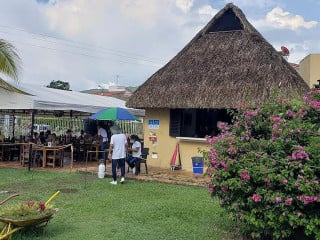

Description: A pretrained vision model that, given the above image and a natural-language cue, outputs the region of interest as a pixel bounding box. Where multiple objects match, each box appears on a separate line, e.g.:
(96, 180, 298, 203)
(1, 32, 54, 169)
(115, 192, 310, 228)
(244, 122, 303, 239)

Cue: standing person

(39, 131, 46, 144)
(97, 124, 108, 162)
(0, 130, 4, 142)
(126, 135, 141, 175)
(65, 129, 73, 144)
(79, 130, 86, 139)
(108, 125, 127, 185)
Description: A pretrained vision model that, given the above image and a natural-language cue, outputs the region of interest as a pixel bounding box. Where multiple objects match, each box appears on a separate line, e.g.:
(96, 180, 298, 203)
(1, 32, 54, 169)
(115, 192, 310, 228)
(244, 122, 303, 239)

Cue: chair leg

(144, 162, 148, 174)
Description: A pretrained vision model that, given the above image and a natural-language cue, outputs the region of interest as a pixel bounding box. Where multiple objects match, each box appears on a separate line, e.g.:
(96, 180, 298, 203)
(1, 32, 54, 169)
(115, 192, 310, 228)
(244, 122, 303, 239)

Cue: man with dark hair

(108, 125, 127, 184)
(97, 124, 108, 162)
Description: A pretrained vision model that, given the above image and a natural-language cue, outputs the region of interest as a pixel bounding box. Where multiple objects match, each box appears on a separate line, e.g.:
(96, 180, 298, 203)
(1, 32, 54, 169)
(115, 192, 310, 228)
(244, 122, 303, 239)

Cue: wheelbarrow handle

(0, 193, 19, 206)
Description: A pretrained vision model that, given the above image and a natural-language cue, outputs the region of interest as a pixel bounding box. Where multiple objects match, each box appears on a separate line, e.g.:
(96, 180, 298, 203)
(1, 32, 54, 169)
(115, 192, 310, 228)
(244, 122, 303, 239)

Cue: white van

(33, 124, 52, 133)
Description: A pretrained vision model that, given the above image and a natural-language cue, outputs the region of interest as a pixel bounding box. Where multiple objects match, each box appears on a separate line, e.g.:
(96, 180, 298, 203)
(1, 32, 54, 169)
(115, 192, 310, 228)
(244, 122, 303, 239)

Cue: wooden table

(0, 143, 23, 161)
(32, 144, 71, 168)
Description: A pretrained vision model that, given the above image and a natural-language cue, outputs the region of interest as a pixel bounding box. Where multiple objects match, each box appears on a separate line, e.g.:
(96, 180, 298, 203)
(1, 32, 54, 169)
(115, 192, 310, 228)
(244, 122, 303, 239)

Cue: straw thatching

(126, 3, 309, 109)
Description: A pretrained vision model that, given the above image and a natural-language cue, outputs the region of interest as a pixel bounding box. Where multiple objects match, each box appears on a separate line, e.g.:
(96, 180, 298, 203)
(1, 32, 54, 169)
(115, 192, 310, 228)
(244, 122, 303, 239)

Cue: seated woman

(126, 134, 141, 175)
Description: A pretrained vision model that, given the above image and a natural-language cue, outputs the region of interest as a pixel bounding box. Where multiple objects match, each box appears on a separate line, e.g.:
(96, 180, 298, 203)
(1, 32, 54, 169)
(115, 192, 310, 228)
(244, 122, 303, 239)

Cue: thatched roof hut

(126, 3, 309, 109)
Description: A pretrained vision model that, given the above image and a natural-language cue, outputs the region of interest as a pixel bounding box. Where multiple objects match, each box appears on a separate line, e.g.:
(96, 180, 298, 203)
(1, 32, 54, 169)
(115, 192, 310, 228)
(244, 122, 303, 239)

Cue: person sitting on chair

(126, 134, 141, 175)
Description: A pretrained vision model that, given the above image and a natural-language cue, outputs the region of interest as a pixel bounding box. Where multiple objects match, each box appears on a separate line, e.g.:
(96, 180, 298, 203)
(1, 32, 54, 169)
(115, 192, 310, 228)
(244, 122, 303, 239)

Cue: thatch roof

(126, 3, 309, 109)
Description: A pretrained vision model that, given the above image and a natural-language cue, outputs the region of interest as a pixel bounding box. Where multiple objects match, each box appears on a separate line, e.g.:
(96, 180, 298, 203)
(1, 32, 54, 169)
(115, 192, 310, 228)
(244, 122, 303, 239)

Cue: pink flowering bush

(205, 90, 320, 239)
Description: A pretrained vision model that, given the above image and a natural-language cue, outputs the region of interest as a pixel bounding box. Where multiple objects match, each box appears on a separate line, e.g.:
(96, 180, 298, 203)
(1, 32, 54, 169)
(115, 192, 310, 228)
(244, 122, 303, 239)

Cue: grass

(0, 168, 239, 240)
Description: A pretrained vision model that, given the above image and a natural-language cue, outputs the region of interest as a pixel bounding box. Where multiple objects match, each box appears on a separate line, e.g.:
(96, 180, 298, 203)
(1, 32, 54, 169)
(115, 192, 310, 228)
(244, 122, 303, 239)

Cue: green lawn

(0, 168, 238, 240)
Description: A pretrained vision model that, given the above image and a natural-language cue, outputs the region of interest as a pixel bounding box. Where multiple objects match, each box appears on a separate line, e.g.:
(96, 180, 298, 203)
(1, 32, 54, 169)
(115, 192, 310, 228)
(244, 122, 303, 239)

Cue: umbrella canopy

(89, 107, 137, 121)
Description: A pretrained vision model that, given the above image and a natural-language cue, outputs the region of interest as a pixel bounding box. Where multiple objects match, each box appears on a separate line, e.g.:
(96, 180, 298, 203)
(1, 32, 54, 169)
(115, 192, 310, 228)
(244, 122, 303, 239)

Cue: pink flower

(304, 90, 320, 109)
(245, 110, 258, 117)
(285, 198, 293, 205)
(221, 186, 228, 193)
(209, 186, 214, 193)
(270, 116, 282, 122)
(297, 195, 318, 204)
(207, 136, 219, 145)
(283, 179, 288, 185)
(239, 170, 250, 180)
(219, 161, 229, 170)
(286, 110, 296, 119)
(297, 109, 307, 118)
(217, 122, 230, 131)
(227, 146, 238, 156)
(252, 194, 261, 202)
(275, 197, 282, 203)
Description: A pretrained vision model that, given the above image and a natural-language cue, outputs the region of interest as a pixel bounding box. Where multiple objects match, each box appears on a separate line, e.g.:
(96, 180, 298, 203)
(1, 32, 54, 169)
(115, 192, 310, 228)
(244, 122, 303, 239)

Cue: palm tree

(0, 38, 22, 91)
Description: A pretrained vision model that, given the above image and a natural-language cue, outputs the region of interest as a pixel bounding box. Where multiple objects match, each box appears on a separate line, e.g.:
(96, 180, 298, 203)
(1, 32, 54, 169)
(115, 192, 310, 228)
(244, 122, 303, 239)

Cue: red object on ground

(170, 144, 179, 166)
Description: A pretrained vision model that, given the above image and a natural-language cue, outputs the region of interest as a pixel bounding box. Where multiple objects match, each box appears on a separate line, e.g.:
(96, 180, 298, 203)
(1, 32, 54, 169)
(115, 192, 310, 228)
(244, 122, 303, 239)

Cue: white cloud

(44, 0, 113, 37)
(175, 0, 194, 13)
(118, 0, 163, 28)
(266, 7, 318, 30)
(224, 0, 277, 9)
(197, 5, 217, 16)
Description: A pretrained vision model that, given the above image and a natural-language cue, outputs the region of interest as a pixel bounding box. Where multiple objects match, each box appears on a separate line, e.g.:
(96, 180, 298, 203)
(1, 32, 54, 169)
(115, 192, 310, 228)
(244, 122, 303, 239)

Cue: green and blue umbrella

(89, 107, 137, 121)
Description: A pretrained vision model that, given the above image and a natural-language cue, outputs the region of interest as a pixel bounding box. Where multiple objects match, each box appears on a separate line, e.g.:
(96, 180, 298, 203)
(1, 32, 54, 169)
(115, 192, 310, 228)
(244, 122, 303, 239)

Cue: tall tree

(0, 39, 21, 82)
(47, 80, 71, 90)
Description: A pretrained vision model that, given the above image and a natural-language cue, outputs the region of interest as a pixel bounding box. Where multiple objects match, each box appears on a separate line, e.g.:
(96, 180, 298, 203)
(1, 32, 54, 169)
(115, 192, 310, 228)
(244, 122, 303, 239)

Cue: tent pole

(12, 111, 15, 140)
(28, 110, 35, 171)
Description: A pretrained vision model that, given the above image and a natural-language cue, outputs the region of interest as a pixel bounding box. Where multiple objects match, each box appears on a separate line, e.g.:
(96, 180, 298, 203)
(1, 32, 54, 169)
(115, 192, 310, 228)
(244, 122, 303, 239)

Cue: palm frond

(0, 78, 31, 95)
(0, 39, 21, 82)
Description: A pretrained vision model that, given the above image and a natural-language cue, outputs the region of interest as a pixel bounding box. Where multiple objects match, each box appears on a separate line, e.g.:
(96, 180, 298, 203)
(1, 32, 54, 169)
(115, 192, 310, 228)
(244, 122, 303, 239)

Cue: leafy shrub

(0, 201, 54, 222)
(204, 90, 320, 239)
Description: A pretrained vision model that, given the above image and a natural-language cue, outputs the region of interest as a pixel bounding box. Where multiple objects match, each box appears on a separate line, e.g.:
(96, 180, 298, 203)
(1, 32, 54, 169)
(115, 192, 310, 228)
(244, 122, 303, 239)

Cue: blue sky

(0, 0, 319, 91)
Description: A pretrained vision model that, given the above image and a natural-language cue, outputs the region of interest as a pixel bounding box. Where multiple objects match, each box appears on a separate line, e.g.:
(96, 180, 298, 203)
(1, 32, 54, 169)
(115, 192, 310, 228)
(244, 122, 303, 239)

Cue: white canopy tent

(0, 83, 144, 117)
(0, 82, 144, 171)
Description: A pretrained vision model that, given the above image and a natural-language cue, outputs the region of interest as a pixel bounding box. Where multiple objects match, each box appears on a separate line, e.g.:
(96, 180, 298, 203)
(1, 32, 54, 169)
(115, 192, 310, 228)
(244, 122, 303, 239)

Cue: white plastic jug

(98, 162, 105, 179)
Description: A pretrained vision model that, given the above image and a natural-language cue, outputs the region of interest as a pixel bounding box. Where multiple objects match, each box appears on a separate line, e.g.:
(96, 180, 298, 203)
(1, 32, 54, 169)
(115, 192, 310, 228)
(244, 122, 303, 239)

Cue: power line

(8, 38, 161, 67)
(0, 25, 165, 66)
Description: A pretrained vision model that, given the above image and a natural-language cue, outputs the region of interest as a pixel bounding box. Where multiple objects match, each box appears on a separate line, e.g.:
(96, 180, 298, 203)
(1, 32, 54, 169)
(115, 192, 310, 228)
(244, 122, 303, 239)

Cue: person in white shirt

(126, 135, 141, 175)
(97, 124, 108, 162)
(108, 125, 127, 184)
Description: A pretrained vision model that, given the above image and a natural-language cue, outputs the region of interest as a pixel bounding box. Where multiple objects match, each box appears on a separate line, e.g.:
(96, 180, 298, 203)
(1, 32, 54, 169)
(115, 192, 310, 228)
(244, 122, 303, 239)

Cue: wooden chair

(46, 149, 64, 168)
(9, 145, 20, 161)
(73, 139, 86, 161)
(21, 144, 30, 167)
(0, 144, 3, 161)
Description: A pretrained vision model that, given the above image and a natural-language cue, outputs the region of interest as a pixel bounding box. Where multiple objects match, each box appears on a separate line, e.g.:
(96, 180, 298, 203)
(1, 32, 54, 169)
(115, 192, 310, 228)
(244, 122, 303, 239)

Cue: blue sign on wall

(148, 119, 160, 129)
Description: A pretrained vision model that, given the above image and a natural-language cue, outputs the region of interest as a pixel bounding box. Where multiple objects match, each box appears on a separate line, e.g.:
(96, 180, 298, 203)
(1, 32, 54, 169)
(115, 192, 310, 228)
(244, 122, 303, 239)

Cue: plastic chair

(136, 148, 149, 175)
(127, 147, 149, 175)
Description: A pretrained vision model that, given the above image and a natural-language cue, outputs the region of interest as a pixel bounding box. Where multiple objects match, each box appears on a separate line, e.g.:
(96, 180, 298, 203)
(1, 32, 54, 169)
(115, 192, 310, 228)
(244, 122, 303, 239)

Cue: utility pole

(116, 75, 119, 85)
(98, 84, 105, 96)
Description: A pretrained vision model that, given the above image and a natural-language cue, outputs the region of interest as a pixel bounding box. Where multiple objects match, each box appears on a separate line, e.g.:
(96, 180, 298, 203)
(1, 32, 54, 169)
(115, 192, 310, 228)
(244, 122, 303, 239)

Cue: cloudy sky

(0, 0, 319, 91)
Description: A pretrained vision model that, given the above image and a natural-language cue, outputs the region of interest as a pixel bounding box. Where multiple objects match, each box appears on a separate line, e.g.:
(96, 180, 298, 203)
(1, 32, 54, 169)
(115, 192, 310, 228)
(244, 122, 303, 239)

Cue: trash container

(192, 157, 203, 174)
